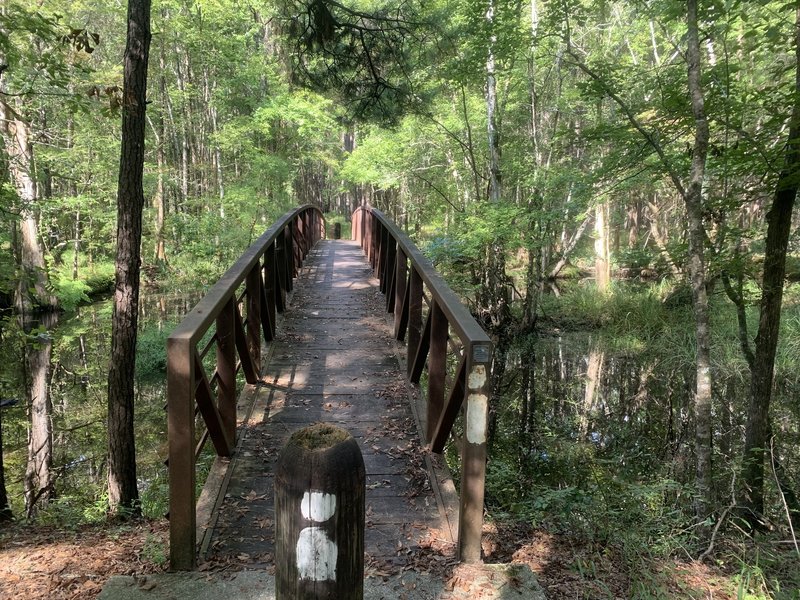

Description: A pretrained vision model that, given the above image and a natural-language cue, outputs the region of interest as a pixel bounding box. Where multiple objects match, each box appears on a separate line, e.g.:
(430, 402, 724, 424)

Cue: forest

(1, 0, 799, 597)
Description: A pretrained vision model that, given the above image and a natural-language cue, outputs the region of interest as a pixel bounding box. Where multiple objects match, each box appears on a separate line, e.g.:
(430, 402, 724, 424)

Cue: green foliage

(35, 492, 110, 528)
(139, 532, 168, 567)
(53, 276, 91, 311)
(139, 472, 169, 522)
(0, 1, 94, 104)
(618, 245, 655, 270)
(135, 324, 175, 382)
(323, 212, 351, 239)
(539, 282, 678, 344)
(279, 0, 427, 123)
(485, 448, 694, 591)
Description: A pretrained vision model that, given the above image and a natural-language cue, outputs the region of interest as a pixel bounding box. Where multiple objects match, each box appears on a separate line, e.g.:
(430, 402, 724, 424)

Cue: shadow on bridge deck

(198, 239, 458, 571)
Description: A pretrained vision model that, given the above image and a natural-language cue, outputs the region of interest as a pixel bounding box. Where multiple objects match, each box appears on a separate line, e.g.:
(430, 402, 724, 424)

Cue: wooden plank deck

(198, 240, 458, 571)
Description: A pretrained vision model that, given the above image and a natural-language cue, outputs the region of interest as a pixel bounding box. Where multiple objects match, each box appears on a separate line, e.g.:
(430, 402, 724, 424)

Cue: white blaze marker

(466, 393, 488, 444)
(301, 491, 336, 522)
(468, 365, 487, 390)
(296, 527, 337, 581)
(297, 491, 338, 582)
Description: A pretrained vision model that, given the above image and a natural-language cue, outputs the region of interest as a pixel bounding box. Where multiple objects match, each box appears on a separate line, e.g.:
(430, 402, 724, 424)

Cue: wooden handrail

(167, 205, 324, 570)
(351, 205, 493, 563)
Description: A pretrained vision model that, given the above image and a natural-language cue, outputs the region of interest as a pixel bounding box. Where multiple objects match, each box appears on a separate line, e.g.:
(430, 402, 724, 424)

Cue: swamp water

(481, 330, 799, 528)
(3, 295, 797, 530)
(0, 292, 203, 520)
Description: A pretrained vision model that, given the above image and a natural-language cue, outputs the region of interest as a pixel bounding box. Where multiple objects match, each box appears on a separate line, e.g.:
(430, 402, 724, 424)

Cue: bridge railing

(351, 206, 493, 563)
(167, 205, 324, 570)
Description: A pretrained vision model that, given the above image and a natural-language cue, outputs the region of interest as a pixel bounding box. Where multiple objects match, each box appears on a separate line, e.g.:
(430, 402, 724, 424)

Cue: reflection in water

(504, 333, 699, 483)
(3, 290, 203, 518)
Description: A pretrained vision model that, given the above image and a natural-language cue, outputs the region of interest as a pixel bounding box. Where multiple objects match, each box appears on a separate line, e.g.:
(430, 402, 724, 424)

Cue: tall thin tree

(685, 0, 713, 530)
(107, 0, 151, 517)
(739, 0, 800, 525)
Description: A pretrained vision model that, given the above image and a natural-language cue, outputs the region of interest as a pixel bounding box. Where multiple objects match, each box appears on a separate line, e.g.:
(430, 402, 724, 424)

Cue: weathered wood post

(275, 424, 365, 599)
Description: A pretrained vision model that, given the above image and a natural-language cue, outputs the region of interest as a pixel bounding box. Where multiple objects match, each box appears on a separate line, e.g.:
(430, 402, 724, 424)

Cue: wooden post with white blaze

(459, 342, 492, 563)
(275, 424, 365, 599)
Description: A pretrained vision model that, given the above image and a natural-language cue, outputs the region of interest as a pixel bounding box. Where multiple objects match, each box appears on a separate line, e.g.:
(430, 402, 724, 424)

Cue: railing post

(370, 215, 378, 271)
(373, 223, 382, 279)
(286, 223, 296, 287)
(385, 240, 397, 311)
(296, 214, 307, 262)
(406, 267, 423, 377)
(276, 230, 288, 311)
(246, 261, 262, 375)
(264, 242, 277, 339)
(168, 336, 197, 570)
(393, 249, 408, 339)
(459, 343, 492, 563)
(352, 209, 361, 243)
(427, 300, 448, 443)
(216, 297, 237, 445)
(379, 226, 390, 291)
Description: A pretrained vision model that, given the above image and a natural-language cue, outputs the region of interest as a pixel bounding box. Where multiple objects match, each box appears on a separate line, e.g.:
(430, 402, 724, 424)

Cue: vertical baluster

(304, 211, 312, 255)
(427, 300, 447, 442)
(382, 228, 391, 291)
(216, 297, 237, 444)
(276, 232, 287, 312)
(246, 261, 262, 375)
(370, 214, 378, 270)
(361, 208, 366, 247)
(286, 224, 296, 288)
(406, 268, 423, 377)
(385, 240, 397, 311)
(394, 249, 409, 339)
(374, 223, 383, 279)
(264, 242, 277, 339)
(167, 336, 197, 570)
(297, 214, 307, 261)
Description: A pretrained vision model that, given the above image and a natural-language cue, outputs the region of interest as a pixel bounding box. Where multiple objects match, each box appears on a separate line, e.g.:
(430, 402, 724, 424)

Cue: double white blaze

(466, 364, 488, 444)
(296, 491, 337, 582)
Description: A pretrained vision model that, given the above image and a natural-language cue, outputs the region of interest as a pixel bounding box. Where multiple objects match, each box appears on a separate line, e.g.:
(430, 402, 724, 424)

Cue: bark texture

(23, 314, 56, 516)
(0, 400, 11, 522)
(107, 0, 151, 516)
(0, 101, 55, 311)
(739, 2, 800, 523)
(686, 0, 713, 526)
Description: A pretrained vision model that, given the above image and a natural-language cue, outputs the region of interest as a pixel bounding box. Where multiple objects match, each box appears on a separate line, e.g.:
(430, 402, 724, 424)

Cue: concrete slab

(100, 563, 546, 600)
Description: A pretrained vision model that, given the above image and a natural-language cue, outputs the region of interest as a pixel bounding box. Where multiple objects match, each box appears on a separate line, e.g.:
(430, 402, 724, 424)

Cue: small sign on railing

(472, 344, 491, 363)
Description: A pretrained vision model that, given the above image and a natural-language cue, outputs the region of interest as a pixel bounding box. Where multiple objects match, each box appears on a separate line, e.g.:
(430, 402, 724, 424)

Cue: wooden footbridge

(166, 205, 493, 573)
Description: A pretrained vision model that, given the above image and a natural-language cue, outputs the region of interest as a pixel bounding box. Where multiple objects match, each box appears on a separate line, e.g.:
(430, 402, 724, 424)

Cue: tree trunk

(0, 101, 55, 311)
(482, 0, 513, 451)
(0, 400, 12, 522)
(486, 0, 501, 205)
(686, 0, 713, 528)
(594, 201, 611, 291)
(107, 0, 151, 517)
(23, 311, 58, 516)
(739, 0, 800, 525)
(154, 29, 168, 264)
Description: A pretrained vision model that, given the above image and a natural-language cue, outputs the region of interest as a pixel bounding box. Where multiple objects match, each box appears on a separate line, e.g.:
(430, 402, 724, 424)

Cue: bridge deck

(199, 240, 457, 570)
